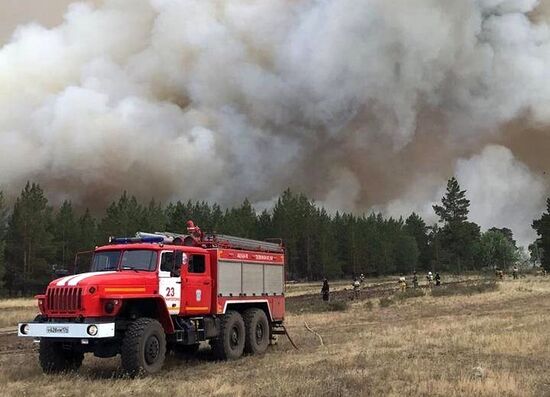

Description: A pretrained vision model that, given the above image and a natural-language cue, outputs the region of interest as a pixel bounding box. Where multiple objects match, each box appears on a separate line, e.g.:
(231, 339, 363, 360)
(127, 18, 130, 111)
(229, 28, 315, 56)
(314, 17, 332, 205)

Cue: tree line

(0, 177, 541, 296)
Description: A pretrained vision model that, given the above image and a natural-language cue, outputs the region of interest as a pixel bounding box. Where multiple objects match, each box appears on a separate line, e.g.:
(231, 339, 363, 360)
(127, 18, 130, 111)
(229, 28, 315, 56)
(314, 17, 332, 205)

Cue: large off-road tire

(211, 311, 245, 360)
(243, 308, 270, 355)
(39, 339, 84, 373)
(121, 318, 166, 376)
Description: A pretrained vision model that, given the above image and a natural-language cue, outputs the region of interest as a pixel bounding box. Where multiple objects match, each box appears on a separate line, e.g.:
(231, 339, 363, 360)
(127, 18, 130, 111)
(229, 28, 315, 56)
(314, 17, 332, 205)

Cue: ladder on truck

(135, 220, 283, 253)
(202, 234, 283, 253)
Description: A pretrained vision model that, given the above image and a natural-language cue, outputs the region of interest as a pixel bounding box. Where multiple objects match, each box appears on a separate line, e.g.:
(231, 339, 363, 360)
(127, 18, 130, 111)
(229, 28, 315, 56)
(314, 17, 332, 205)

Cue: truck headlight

(87, 325, 98, 336)
(20, 324, 30, 335)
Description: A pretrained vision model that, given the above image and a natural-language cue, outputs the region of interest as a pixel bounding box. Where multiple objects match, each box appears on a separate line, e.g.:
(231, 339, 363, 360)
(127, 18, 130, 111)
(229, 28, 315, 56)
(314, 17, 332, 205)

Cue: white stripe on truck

(56, 275, 78, 286)
(56, 271, 116, 286)
(67, 271, 116, 286)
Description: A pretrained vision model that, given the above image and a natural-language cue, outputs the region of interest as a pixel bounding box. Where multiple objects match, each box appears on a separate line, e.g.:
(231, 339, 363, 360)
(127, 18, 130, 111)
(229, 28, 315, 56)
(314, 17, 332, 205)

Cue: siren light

(109, 236, 165, 244)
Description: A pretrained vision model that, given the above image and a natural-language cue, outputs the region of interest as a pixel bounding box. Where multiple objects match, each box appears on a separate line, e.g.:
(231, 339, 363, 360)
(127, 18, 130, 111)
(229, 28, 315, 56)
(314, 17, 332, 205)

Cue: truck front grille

(46, 287, 82, 313)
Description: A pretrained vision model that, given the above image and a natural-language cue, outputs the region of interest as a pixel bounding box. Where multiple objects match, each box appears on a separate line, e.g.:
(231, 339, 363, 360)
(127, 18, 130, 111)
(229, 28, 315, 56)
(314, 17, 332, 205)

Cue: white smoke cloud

(384, 145, 546, 246)
(0, 0, 549, 242)
(457, 145, 546, 246)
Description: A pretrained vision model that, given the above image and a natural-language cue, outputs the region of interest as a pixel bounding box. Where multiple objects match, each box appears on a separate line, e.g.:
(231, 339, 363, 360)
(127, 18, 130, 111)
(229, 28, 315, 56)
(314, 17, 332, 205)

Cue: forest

(0, 177, 548, 295)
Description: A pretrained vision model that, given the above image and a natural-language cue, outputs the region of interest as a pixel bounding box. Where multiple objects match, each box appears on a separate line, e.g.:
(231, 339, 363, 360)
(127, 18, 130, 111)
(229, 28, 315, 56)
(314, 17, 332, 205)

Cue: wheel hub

(144, 335, 160, 365)
(255, 323, 264, 342)
(230, 327, 239, 348)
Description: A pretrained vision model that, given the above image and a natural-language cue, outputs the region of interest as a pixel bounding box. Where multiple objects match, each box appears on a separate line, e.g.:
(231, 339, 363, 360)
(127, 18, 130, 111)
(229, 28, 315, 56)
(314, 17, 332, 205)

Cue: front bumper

(18, 322, 115, 339)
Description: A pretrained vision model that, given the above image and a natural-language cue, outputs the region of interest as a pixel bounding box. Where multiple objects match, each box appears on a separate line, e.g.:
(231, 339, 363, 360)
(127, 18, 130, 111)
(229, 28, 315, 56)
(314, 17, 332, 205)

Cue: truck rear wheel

(211, 310, 245, 360)
(243, 308, 270, 355)
(39, 340, 84, 373)
(121, 318, 166, 376)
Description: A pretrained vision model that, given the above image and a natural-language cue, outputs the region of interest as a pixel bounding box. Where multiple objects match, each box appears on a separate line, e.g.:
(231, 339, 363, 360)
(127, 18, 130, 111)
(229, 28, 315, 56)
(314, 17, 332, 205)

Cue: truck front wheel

(121, 318, 166, 376)
(211, 310, 245, 360)
(243, 308, 270, 355)
(39, 340, 84, 373)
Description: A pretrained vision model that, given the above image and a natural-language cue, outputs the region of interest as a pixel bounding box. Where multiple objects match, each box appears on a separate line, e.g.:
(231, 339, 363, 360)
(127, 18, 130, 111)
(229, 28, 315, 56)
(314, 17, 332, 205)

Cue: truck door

(182, 253, 211, 316)
(158, 250, 182, 315)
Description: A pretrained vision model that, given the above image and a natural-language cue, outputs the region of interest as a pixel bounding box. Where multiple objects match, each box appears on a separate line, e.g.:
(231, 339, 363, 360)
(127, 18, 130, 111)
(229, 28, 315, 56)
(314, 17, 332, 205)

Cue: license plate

(46, 326, 69, 334)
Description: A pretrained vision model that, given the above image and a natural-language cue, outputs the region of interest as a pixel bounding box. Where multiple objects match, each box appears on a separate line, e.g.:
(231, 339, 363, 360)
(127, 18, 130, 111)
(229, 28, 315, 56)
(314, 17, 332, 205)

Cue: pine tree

(99, 192, 145, 239)
(5, 182, 54, 294)
(222, 199, 258, 238)
(77, 209, 98, 249)
(165, 201, 191, 234)
(74, 209, 98, 273)
(405, 212, 430, 270)
(256, 210, 273, 240)
(142, 199, 168, 232)
(433, 177, 470, 224)
(432, 177, 480, 272)
(272, 189, 301, 279)
(53, 201, 79, 269)
(395, 235, 419, 274)
(313, 207, 339, 278)
(209, 204, 224, 232)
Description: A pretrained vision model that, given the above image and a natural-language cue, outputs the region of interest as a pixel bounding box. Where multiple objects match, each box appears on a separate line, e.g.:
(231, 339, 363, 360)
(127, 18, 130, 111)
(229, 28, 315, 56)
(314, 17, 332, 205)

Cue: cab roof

(95, 243, 209, 254)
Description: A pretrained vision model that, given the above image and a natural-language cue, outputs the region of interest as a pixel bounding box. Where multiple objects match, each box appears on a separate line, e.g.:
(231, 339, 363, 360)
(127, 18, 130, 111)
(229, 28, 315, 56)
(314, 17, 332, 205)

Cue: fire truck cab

(18, 221, 285, 376)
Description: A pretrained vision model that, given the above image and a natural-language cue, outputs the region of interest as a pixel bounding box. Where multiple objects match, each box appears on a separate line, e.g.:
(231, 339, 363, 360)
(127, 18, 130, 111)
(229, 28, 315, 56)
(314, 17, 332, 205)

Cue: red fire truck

(18, 221, 285, 375)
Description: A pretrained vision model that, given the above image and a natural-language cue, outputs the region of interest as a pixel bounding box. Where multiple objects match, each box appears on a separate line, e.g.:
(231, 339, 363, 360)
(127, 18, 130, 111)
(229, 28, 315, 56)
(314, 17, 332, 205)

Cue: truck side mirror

(172, 252, 182, 277)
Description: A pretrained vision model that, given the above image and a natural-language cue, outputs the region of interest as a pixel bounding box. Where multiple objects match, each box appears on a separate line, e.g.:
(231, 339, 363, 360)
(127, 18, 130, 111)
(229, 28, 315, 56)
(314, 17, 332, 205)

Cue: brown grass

(2, 278, 550, 396)
(0, 298, 39, 329)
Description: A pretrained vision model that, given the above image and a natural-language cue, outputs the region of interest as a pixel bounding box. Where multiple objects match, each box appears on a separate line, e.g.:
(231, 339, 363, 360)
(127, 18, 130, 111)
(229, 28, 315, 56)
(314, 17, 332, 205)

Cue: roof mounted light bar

(108, 235, 165, 244)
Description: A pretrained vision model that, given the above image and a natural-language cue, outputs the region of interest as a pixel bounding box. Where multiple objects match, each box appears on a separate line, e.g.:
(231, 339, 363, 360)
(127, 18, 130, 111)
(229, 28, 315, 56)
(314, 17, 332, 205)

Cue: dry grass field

(0, 298, 39, 329)
(1, 277, 550, 396)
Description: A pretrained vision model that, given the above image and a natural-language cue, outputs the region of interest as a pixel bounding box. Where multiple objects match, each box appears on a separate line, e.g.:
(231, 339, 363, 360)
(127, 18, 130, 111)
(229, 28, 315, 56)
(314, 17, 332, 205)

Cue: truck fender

(117, 296, 175, 334)
(223, 300, 272, 322)
(152, 296, 175, 334)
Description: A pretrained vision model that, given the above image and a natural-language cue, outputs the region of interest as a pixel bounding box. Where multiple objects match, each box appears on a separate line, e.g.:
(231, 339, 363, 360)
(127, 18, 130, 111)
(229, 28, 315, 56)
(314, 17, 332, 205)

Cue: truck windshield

(91, 250, 158, 272)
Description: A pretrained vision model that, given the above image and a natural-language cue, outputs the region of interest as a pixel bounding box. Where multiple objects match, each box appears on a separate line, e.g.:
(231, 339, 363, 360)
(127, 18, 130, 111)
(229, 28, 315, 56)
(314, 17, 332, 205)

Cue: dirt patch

(0, 332, 35, 355)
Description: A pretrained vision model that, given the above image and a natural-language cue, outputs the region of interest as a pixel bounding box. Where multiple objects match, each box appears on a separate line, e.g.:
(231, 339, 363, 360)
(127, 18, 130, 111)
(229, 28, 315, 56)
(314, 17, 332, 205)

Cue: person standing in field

(398, 275, 407, 292)
(352, 277, 361, 299)
(427, 272, 434, 287)
(512, 266, 519, 279)
(435, 272, 441, 286)
(321, 278, 330, 302)
(412, 272, 419, 289)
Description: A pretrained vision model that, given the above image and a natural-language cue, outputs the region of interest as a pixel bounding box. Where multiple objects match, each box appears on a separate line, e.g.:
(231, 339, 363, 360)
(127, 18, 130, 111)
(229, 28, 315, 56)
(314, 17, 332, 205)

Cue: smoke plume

(1, 0, 550, 245)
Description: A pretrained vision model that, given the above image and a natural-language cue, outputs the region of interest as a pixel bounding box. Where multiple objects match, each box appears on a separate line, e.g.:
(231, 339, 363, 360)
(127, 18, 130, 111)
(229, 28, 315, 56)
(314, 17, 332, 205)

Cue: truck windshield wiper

(122, 266, 140, 273)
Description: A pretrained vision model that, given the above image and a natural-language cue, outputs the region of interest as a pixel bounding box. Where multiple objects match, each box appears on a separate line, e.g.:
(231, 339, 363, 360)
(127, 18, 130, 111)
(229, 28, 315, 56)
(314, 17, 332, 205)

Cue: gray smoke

(385, 145, 547, 246)
(1, 0, 550, 245)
